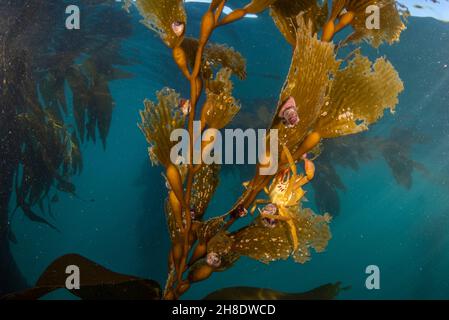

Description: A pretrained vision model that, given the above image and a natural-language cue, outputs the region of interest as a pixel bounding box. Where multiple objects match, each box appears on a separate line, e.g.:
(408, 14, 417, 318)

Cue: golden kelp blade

(135, 0, 187, 48)
(206, 231, 240, 271)
(338, 0, 406, 48)
(273, 17, 340, 151)
(165, 198, 181, 241)
(194, 215, 227, 243)
(270, 0, 328, 45)
(203, 43, 247, 80)
(139, 88, 186, 166)
(202, 68, 241, 129)
(231, 221, 292, 264)
(231, 206, 332, 264)
(191, 164, 220, 219)
(315, 53, 404, 138)
(180, 38, 247, 80)
(290, 208, 332, 263)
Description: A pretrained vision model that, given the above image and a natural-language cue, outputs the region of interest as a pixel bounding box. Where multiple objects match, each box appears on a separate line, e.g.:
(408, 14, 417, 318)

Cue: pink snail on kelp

(261, 203, 279, 228)
(206, 252, 221, 268)
(279, 97, 299, 128)
(171, 21, 185, 37)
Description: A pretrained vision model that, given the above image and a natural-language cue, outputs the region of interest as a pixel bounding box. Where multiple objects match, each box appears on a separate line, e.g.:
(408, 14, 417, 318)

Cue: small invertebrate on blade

(230, 204, 248, 219)
(179, 98, 191, 115)
(261, 204, 279, 228)
(279, 97, 299, 128)
(171, 21, 185, 37)
(206, 252, 221, 268)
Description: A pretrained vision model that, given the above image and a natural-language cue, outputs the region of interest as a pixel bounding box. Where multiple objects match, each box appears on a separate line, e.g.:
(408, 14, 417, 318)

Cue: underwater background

(4, 0, 449, 299)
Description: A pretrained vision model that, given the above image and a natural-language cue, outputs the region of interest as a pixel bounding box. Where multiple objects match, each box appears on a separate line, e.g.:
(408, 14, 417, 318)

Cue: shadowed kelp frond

(134, 0, 187, 48)
(15, 111, 82, 204)
(201, 68, 241, 129)
(64, 43, 130, 148)
(203, 282, 345, 300)
(3, 254, 161, 300)
(313, 128, 427, 215)
(139, 88, 186, 166)
(315, 53, 404, 138)
(270, 0, 328, 45)
(273, 17, 340, 151)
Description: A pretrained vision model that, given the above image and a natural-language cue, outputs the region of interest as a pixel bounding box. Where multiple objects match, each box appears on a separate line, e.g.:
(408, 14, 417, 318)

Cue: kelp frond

(273, 17, 340, 151)
(139, 88, 186, 166)
(204, 43, 247, 80)
(231, 206, 332, 264)
(65, 45, 122, 148)
(202, 68, 241, 129)
(180, 38, 247, 80)
(194, 215, 227, 244)
(331, 0, 406, 48)
(206, 231, 240, 271)
(191, 164, 220, 220)
(315, 53, 404, 138)
(270, 0, 328, 45)
(13, 107, 82, 229)
(135, 0, 187, 48)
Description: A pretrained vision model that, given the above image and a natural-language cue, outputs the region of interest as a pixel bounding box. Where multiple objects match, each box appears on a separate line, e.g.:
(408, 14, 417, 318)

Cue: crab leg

(260, 212, 290, 222)
(250, 199, 270, 214)
(303, 156, 315, 181)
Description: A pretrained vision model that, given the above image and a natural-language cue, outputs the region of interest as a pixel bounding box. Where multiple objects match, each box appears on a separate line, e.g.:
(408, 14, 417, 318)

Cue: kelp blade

(2, 254, 161, 300)
(203, 282, 345, 300)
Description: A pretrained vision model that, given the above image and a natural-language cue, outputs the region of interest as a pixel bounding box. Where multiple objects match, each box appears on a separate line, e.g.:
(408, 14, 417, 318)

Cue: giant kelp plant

(136, 0, 404, 299)
(0, 0, 132, 295)
(3, 0, 409, 300)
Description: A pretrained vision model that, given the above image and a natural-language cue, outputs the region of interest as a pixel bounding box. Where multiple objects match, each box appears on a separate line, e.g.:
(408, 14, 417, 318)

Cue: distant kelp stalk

(0, 0, 132, 295)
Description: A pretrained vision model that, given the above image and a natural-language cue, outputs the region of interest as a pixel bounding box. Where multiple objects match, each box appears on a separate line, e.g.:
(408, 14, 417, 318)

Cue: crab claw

(303, 156, 315, 181)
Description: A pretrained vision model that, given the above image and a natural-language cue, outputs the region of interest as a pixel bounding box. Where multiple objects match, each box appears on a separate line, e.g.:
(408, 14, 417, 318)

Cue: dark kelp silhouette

(2, 254, 343, 300)
(0, 0, 131, 294)
(203, 283, 348, 300)
(2, 254, 161, 300)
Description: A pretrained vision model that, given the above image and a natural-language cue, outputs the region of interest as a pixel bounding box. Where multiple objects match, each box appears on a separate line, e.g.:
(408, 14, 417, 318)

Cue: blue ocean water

(9, 3, 449, 299)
